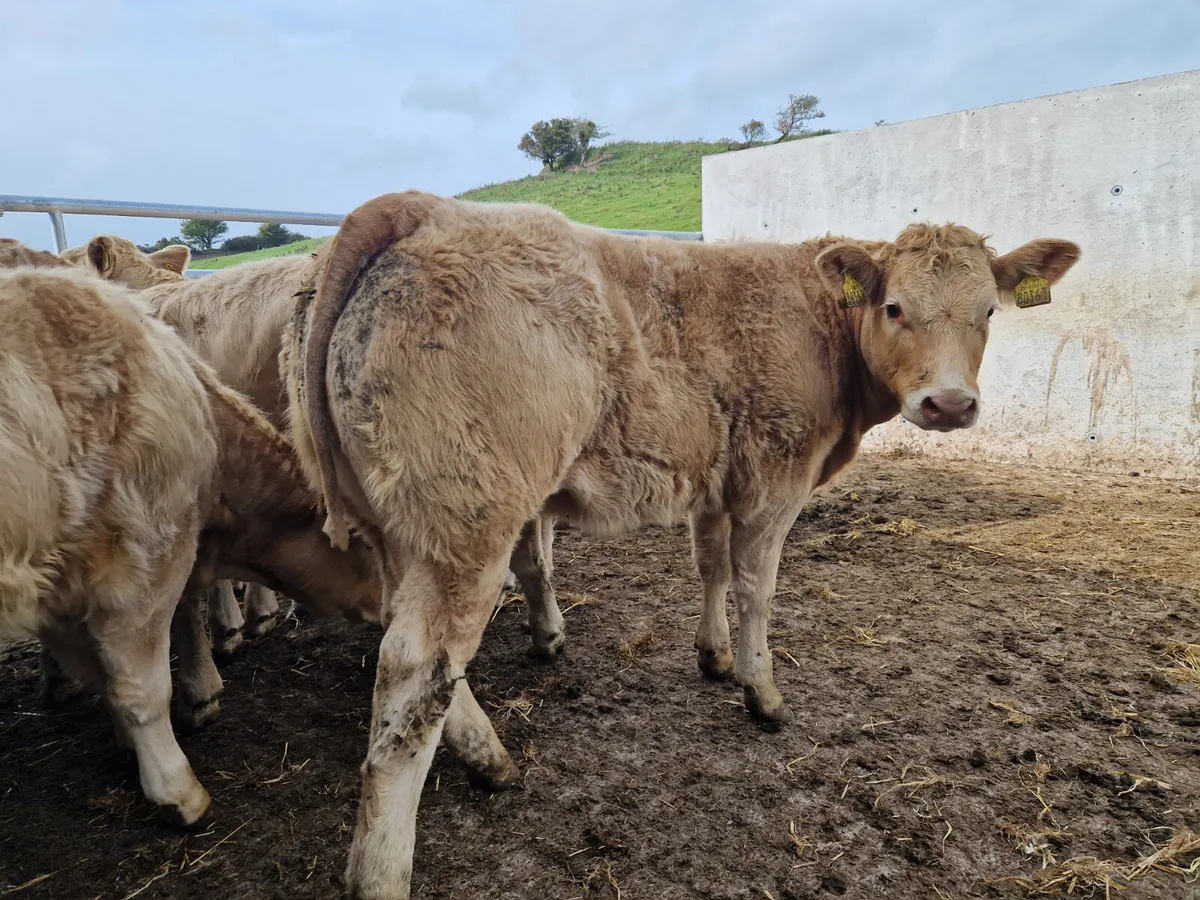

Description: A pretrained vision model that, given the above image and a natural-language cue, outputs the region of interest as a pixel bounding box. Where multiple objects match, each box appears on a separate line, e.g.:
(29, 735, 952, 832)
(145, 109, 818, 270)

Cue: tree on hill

(180, 218, 229, 252)
(520, 117, 611, 170)
(774, 93, 825, 141)
(519, 119, 577, 170)
(739, 119, 767, 143)
(573, 118, 611, 163)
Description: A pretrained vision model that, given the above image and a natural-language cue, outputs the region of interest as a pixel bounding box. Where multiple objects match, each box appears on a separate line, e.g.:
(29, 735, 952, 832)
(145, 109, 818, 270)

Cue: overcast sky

(2, 0, 1197, 250)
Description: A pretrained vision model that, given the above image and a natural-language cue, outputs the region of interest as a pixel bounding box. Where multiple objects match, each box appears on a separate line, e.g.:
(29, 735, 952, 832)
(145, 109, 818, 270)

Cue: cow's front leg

(730, 501, 805, 724)
(509, 515, 564, 659)
(243, 583, 281, 638)
(691, 508, 734, 680)
(208, 580, 244, 657)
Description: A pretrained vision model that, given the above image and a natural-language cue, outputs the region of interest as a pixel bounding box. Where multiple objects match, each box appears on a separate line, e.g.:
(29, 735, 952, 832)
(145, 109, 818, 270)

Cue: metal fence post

(49, 211, 68, 252)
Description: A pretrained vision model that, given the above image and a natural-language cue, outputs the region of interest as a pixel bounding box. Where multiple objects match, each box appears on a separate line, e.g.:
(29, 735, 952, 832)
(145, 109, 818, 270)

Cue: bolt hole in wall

(1111, 185, 1123, 195)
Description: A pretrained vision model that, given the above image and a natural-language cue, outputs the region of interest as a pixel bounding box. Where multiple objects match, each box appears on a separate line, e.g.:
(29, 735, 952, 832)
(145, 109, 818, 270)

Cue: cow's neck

(198, 366, 322, 553)
(194, 367, 382, 621)
(811, 296, 902, 488)
(139, 279, 188, 316)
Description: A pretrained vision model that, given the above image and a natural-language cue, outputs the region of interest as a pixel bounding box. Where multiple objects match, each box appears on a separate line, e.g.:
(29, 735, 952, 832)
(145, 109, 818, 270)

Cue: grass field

(187, 237, 328, 270)
(458, 139, 731, 232)
(188, 136, 832, 269)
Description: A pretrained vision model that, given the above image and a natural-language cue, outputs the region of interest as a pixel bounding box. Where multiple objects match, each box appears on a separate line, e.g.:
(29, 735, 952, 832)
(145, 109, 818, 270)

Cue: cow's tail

(303, 190, 435, 550)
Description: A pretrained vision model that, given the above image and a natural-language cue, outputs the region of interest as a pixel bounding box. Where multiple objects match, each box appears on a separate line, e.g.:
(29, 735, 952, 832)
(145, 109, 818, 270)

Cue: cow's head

(61, 234, 190, 288)
(0, 238, 68, 270)
(816, 224, 1079, 431)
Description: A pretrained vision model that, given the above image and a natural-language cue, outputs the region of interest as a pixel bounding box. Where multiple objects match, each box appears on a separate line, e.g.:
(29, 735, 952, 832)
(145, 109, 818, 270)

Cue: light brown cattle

(67, 234, 562, 658)
(62, 237, 295, 648)
(0, 266, 388, 824)
(286, 190, 1079, 899)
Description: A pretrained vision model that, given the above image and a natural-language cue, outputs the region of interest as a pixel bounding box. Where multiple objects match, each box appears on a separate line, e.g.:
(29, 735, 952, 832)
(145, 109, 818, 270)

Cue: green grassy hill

(188, 137, 807, 270)
(457, 139, 729, 232)
(187, 236, 327, 270)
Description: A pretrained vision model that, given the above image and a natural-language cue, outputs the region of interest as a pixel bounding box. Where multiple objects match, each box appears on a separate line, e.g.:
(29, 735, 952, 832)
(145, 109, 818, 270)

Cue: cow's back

(148, 254, 316, 425)
(0, 268, 216, 637)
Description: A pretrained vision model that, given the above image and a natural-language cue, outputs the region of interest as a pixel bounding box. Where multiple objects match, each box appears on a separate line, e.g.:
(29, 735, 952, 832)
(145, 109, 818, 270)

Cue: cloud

(1, 0, 1195, 250)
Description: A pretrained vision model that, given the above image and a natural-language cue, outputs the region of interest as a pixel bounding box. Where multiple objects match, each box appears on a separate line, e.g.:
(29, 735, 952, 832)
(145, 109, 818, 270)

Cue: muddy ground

(1, 454, 1198, 899)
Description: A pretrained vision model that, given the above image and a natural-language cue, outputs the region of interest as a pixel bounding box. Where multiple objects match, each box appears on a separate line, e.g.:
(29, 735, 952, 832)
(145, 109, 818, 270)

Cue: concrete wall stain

(1045, 328, 1139, 437)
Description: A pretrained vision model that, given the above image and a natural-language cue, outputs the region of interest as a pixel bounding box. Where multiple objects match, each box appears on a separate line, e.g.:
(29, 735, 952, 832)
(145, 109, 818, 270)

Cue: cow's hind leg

(92, 542, 211, 826)
(208, 580, 244, 657)
(692, 509, 734, 680)
(38, 642, 85, 707)
(345, 555, 511, 900)
(243, 583, 281, 638)
(510, 516, 564, 659)
(442, 679, 519, 790)
(171, 593, 224, 732)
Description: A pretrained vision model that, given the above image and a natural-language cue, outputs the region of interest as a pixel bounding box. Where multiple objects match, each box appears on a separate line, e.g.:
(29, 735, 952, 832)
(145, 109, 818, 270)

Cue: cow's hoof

(176, 695, 222, 734)
(39, 675, 85, 709)
(466, 757, 521, 792)
(212, 628, 244, 659)
(158, 790, 214, 830)
(245, 613, 279, 639)
(744, 685, 792, 725)
(531, 628, 565, 660)
(697, 646, 735, 681)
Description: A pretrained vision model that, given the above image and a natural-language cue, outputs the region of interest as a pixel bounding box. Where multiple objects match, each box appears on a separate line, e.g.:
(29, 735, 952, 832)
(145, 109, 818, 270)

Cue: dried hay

(787, 821, 814, 862)
(1160, 642, 1200, 685)
(872, 764, 945, 812)
(619, 631, 660, 661)
(489, 693, 536, 723)
(1001, 820, 1069, 868)
(989, 698, 1033, 726)
(561, 592, 601, 614)
(1004, 827, 1200, 897)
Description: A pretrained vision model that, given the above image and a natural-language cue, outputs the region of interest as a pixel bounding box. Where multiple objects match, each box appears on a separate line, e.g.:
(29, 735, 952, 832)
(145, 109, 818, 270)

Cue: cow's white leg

(91, 536, 212, 826)
(691, 508, 734, 680)
(171, 593, 224, 732)
(346, 556, 510, 900)
(509, 516, 564, 658)
(38, 642, 85, 707)
(208, 580, 244, 657)
(730, 501, 806, 724)
(441, 678, 519, 789)
(243, 583, 281, 637)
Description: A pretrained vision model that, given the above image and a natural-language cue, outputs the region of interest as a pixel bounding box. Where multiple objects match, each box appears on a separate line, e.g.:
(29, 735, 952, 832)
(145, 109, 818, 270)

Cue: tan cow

(0, 266, 518, 829)
(66, 234, 562, 658)
(58, 236, 285, 652)
(285, 190, 1080, 899)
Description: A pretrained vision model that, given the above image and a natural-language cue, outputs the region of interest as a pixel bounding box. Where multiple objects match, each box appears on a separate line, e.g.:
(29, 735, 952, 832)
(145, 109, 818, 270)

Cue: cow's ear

(149, 243, 190, 274)
(816, 241, 885, 308)
(87, 236, 117, 277)
(992, 239, 1080, 292)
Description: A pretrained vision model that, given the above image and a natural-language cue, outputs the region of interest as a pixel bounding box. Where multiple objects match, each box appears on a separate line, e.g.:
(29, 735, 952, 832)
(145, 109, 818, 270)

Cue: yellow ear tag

(1013, 275, 1050, 309)
(841, 274, 865, 309)
(163, 263, 178, 273)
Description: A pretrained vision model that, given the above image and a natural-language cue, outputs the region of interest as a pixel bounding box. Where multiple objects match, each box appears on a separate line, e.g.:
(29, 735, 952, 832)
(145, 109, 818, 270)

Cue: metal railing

(0, 194, 703, 278)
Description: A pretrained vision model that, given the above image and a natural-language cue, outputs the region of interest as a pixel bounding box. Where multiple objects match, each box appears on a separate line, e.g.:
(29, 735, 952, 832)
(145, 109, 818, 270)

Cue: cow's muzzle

(907, 389, 979, 431)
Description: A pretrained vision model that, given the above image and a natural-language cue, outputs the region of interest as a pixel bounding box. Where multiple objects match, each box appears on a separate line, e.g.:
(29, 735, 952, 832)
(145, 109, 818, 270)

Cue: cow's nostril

(921, 397, 940, 415)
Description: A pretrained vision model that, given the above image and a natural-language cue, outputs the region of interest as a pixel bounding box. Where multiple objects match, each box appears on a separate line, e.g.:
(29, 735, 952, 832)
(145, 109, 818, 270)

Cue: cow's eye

(885, 302, 902, 320)
(987, 308, 995, 318)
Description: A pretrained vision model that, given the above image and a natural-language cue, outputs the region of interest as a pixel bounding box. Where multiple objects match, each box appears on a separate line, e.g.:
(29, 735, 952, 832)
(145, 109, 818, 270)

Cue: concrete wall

(703, 71, 1200, 477)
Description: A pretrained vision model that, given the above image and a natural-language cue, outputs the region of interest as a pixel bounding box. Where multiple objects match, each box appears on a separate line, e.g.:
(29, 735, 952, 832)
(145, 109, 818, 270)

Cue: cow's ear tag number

(1014, 275, 1051, 309)
(840, 274, 865, 309)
